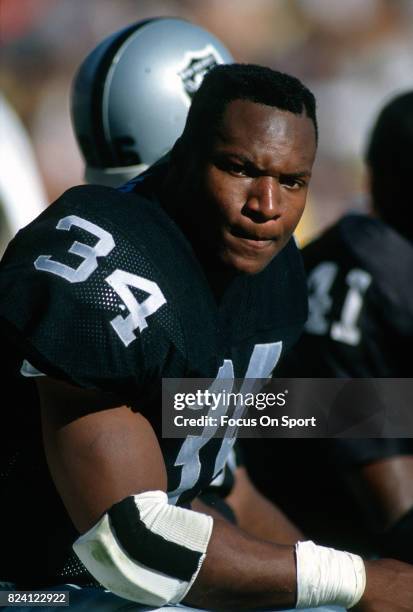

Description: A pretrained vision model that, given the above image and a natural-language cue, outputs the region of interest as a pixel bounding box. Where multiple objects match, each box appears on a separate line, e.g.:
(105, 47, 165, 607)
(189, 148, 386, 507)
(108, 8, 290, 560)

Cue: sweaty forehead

(215, 99, 316, 164)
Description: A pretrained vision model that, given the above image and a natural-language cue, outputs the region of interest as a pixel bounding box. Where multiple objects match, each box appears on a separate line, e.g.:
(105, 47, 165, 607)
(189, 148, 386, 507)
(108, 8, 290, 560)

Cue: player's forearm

(225, 467, 303, 544)
(184, 518, 297, 609)
(191, 497, 232, 522)
(74, 493, 413, 611)
(354, 558, 413, 612)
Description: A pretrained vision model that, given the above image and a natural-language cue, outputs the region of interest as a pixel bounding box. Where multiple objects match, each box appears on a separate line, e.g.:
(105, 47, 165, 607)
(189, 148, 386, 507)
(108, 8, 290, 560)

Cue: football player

(1, 60, 412, 611)
(70, 16, 303, 546)
(272, 91, 413, 564)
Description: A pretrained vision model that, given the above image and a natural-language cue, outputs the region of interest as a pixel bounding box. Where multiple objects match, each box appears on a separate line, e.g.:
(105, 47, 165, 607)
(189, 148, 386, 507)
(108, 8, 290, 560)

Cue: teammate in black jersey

(269, 91, 413, 565)
(1, 63, 412, 611)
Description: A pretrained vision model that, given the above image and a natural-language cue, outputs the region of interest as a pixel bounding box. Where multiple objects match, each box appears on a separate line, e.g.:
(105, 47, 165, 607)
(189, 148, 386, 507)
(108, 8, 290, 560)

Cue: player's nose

(243, 176, 281, 222)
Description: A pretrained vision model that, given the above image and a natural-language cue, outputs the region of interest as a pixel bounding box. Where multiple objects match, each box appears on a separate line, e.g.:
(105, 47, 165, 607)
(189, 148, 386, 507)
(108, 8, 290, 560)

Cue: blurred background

(2, 0, 413, 252)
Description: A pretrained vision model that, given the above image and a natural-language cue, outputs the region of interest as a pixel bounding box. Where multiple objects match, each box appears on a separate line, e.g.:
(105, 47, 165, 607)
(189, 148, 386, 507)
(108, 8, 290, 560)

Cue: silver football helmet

(71, 17, 233, 187)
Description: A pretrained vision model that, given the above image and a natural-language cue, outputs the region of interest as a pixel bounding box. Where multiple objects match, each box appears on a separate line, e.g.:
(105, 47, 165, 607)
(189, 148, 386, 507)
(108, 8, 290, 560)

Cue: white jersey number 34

(34, 214, 166, 346)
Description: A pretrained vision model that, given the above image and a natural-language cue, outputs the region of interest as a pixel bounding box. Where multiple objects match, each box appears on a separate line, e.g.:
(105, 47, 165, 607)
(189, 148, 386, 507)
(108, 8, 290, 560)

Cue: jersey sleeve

(0, 185, 186, 403)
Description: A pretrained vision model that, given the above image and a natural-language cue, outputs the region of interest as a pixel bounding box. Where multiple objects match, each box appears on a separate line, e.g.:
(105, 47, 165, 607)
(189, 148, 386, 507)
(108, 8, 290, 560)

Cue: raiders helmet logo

(177, 44, 226, 104)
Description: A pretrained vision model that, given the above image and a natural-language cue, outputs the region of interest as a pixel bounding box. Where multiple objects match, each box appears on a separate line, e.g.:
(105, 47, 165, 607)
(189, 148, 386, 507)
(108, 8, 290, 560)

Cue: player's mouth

(229, 228, 276, 250)
(239, 236, 274, 249)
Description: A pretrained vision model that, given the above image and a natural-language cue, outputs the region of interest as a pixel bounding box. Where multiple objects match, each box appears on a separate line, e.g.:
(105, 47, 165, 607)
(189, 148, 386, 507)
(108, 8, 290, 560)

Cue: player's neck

(196, 242, 237, 302)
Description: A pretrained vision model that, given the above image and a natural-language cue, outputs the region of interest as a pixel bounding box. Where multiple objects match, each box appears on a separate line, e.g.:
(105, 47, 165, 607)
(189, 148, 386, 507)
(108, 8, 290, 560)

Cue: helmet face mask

(71, 18, 234, 187)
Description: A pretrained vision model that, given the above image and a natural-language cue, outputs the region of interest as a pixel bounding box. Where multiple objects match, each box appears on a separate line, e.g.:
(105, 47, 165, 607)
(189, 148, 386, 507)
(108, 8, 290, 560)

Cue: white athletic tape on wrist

(295, 540, 366, 609)
(73, 490, 213, 606)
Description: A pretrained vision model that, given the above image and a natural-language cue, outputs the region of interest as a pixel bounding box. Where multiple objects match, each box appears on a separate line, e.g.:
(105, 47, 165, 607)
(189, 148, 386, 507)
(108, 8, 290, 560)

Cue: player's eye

(280, 175, 306, 190)
(226, 161, 248, 177)
(229, 162, 251, 177)
(214, 156, 250, 177)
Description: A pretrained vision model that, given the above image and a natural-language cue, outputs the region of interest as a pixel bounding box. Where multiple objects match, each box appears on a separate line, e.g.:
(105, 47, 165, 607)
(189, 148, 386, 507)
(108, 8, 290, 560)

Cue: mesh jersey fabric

(278, 213, 413, 378)
(0, 162, 307, 584)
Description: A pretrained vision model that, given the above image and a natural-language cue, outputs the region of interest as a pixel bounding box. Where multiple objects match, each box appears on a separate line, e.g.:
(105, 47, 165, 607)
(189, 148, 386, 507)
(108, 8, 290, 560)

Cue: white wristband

(295, 540, 366, 609)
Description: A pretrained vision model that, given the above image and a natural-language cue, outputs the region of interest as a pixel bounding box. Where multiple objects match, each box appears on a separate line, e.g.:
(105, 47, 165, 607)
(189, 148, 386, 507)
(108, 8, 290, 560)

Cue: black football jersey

(279, 213, 413, 377)
(0, 164, 307, 584)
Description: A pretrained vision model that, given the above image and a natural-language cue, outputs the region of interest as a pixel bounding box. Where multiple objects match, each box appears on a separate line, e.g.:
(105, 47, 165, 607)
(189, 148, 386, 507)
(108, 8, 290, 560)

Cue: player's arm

(38, 376, 296, 609)
(191, 497, 234, 522)
(38, 377, 413, 611)
(225, 465, 304, 544)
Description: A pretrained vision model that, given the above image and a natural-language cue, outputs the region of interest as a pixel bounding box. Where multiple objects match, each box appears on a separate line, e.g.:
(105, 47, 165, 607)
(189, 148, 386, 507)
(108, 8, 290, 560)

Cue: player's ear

(165, 137, 195, 199)
(169, 136, 200, 182)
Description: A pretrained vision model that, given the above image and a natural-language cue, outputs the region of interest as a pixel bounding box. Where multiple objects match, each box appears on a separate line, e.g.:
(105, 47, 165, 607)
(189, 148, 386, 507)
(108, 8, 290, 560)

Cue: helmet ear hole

(71, 17, 234, 187)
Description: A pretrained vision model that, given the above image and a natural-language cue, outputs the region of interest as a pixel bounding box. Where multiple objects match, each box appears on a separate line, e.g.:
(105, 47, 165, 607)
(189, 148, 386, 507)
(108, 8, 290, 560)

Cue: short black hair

(177, 63, 317, 154)
(366, 91, 413, 242)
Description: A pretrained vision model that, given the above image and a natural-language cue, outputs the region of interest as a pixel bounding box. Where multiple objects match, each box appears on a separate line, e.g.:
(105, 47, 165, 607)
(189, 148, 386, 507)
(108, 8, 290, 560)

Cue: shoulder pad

(0, 185, 190, 398)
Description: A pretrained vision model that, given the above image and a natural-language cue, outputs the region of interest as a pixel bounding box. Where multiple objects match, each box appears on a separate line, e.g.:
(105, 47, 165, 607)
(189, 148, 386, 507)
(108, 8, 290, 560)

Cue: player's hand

(354, 558, 413, 612)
